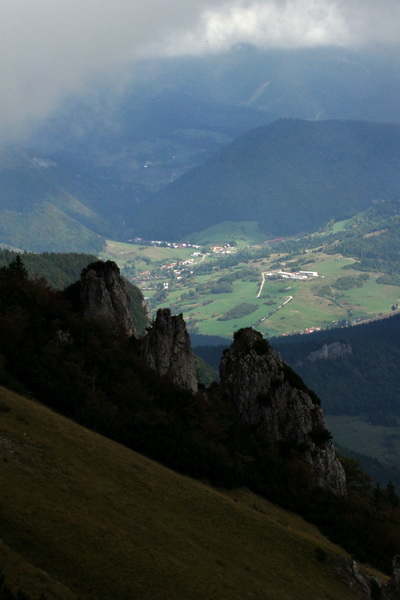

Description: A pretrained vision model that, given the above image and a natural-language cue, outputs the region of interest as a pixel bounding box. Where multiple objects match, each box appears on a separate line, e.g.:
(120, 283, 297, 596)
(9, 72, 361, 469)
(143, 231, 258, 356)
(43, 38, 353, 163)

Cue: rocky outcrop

(80, 261, 134, 337)
(220, 328, 347, 495)
(140, 308, 198, 394)
(331, 554, 400, 599)
(329, 555, 385, 599)
(306, 341, 352, 363)
(384, 555, 400, 599)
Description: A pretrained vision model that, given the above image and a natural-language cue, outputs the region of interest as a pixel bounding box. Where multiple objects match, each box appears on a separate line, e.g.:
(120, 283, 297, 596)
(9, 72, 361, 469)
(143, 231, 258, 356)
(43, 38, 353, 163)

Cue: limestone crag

(80, 261, 134, 337)
(306, 341, 352, 363)
(220, 328, 347, 495)
(140, 308, 198, 394)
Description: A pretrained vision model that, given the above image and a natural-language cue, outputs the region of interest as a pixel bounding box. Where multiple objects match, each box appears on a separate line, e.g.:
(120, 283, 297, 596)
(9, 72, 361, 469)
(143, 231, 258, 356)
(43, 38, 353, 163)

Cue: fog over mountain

(2, 0, 400, 142)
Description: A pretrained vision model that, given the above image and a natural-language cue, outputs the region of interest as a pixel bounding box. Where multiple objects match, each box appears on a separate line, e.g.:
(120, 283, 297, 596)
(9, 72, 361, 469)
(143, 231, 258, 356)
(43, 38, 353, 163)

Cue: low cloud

(168, 0, 400, 55)
(1, 0, 400, 142)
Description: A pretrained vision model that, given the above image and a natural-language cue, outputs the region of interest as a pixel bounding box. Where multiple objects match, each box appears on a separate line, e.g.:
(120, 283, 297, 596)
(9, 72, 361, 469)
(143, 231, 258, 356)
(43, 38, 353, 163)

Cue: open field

(186, 220, 267, 247)
(0, 386, 381, 600)
(100, 217, 400, 339)
(101, 239, 195, 266)
(327, 416, 400, 468)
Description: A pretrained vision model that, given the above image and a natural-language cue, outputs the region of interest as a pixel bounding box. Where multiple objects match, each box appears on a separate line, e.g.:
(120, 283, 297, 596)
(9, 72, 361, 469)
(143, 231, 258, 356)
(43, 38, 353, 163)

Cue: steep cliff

(140, 308, 198, 394)
(80, 260, 134, 337)
(220, 328, 347, 495)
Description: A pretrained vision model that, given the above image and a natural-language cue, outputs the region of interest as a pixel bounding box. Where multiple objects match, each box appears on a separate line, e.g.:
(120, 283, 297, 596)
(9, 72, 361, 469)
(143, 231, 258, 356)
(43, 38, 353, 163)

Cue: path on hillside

(260, 296, 293, 322)
(257, 272, 267, 298)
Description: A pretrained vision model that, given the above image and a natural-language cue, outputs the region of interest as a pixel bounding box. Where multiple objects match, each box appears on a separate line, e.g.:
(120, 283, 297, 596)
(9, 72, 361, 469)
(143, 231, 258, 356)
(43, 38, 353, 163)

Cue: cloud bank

(170, 0, 400, 55)
(1, 0, 400, 141)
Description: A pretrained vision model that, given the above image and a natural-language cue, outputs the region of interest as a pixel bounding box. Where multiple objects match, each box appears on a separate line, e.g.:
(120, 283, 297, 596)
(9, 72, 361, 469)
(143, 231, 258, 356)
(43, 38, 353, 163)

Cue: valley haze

(1, 0, 400, 141)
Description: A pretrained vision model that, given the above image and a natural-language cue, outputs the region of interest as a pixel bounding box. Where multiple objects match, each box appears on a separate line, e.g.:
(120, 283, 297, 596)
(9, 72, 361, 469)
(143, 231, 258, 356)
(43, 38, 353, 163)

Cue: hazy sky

(1, 0, 400, 141)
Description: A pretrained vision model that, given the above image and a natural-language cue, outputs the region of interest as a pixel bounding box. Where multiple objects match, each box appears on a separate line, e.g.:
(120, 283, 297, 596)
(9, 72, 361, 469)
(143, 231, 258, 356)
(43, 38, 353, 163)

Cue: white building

(298, 270, 318, 277)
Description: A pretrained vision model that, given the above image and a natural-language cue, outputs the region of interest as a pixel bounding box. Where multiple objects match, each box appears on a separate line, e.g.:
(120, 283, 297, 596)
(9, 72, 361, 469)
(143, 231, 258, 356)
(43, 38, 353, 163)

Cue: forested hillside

(326, 199, 400, 286)
(131, 119, 400, 240)
(0, 148, 120, 253)
(272, 314, 400, 422)
(0, 250, 149, 338)
(0, 249, 97, 289)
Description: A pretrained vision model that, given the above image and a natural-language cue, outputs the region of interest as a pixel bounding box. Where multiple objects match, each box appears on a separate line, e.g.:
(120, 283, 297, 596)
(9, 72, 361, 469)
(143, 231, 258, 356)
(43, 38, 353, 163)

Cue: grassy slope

(186, 220, 266, 246)
(0, 386, 383, 600)
(327, 416, 400, 468)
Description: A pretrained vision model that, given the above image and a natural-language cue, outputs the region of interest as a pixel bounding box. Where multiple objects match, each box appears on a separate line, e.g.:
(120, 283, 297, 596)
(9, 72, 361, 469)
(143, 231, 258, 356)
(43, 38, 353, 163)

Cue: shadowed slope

(0, 386, 382, 600)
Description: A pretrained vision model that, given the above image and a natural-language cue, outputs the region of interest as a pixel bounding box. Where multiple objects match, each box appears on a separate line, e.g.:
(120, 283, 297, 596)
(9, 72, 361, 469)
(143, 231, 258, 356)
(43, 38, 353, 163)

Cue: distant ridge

(0, 148, 113, 253)
(132, 119, 400, 240)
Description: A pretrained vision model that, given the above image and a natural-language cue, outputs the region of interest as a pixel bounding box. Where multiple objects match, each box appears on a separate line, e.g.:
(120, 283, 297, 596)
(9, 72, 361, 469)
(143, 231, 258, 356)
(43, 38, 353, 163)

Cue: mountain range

(3, 118, 400, 252)
(1, 45, 400, 253)
(132, 118, 400, 240)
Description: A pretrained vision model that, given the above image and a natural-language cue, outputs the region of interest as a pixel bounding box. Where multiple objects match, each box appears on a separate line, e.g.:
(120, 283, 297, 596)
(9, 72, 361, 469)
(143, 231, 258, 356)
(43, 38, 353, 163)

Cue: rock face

(220, 328, 347, 495)
(80, 261, 134, 337)
(306, 341, 352, 363)
(388, 555, 400, 598)
(140, 308, 198, 394)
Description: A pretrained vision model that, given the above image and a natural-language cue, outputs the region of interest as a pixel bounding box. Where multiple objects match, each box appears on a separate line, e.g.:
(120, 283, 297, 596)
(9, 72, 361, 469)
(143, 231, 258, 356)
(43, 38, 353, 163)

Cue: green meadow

(100, 217, 400, 339)
(186, 220, 267, 247)
(327, 416, 400, 468)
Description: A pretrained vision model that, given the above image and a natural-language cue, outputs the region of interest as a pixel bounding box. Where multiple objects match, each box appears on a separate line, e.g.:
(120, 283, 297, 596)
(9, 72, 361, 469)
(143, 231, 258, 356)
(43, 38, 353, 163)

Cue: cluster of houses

(129, 237, 202, 250)
(133, 259, 196, 287)
(209, 245, 232, 254)
(129, 237, 235, 255)
(160, 259, 196, 281)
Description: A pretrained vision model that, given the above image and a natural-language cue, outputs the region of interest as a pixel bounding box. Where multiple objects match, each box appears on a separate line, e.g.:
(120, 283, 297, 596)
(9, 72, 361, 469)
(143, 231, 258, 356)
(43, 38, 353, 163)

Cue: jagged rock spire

(80, 260, 134, 337)
(220, 328, 347, 495)
(140, 308, 198, 394)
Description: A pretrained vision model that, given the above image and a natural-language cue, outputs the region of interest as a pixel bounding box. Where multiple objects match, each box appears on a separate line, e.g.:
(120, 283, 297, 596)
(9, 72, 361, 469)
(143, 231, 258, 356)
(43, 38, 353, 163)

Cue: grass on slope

(100, 239, 195, 269)
(327, 416, 400, 469)
(0, 387, 384, 600)
(186, 220, 266, 247)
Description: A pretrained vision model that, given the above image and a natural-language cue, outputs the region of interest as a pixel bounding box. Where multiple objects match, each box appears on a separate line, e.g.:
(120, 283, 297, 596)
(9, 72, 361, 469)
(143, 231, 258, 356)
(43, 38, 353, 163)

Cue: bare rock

(80, 261, 134, 337)
(220, 328, 347, 495)
(140, 308, 198, 394)
(306, 341, 352, 363)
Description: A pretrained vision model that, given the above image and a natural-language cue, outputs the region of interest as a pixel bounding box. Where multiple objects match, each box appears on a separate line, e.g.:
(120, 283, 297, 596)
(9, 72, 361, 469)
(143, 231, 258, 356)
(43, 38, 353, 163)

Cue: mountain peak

(80, 260, 134, 337)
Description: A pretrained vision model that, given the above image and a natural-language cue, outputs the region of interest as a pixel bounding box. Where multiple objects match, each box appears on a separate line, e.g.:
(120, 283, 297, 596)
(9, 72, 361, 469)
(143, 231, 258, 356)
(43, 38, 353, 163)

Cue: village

(129, 240, 235, 289)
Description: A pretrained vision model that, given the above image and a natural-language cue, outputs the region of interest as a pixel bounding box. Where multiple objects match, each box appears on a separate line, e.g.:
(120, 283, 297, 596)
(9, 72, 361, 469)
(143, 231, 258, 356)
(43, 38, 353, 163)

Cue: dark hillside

(132, 119, 400, 240)
(0, 148, 116, 252)
(1, 257, 400, 574)
(0, 250, 149, 335)
(272, 314, 400, 422)
(0, 386, 383, 600)
(0, 249, 97, 289)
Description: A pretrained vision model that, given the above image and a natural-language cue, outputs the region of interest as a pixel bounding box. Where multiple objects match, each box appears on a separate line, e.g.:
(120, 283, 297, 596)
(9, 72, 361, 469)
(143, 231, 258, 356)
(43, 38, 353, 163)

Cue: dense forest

(1, 257, 400, 573)
(131, 120, 400, 240)
(325, 200, 400, 285)
(0, 249, 97, 288)
(272, 314, 400, 422)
